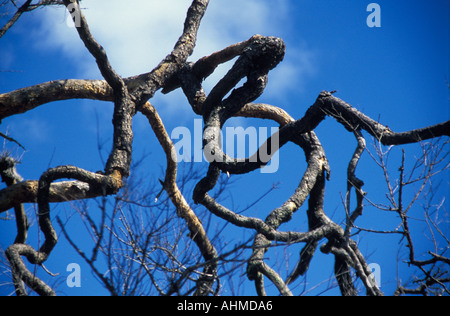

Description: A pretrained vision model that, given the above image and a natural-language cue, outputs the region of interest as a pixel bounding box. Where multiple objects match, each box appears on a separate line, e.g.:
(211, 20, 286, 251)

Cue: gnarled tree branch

(1, 0, 448, 297)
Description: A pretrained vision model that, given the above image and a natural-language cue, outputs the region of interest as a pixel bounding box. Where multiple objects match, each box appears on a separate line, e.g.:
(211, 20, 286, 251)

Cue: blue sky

(0, 0, 449, 296)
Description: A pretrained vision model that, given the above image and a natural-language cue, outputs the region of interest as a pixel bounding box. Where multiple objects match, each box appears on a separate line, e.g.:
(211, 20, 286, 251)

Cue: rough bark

(0, 0, 448, 296)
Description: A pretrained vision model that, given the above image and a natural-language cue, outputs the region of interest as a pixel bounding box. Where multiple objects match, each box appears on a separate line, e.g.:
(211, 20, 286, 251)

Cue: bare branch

(0, 80, 112, 122)
(0, 0, 65, 38)
(129, 0, 210, 106)
(1, 0, 448, 297)
(140, 102, 218, 296)
(0, 0, 32, 39)
(344, 129, 367, 244)
(0, 155, 28, 244)
(318, 92, 450, 145)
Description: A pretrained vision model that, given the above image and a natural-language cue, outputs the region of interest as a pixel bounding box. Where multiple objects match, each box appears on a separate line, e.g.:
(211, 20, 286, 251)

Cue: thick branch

(344, 129, 366, 244)
(0, 179, 113, 213)
(199, 189, 338, 243)
(0, 155, 28, 244)
(140, 101, 218, 296)
(62, 0, 134, 178)
(62, 0, 124, 91)
(1, 0, 447, 296)
(319, 92, 450, 145)
(129, 0, 210, 106)
(5, 244, 56, 296)
(0, 79, 112, 121)
(5, 165, 123, 296)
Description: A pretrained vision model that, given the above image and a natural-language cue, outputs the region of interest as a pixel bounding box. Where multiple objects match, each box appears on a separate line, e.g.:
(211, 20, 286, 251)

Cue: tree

(0, 0, 65, 38)
(0, 0, 449, 296)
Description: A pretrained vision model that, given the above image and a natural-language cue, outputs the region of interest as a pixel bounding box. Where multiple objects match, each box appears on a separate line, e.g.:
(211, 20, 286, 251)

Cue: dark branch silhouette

(0, 1, 448, 296)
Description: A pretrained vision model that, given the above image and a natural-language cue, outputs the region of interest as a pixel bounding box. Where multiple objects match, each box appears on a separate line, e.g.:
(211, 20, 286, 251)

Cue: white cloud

(34, 0, 316, 120)
(34, 0, 192, 78)
(7, 117, 51, 144)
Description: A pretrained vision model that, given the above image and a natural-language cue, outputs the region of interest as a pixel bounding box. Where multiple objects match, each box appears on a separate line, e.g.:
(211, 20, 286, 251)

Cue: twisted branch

(0, 0, 447, 296)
